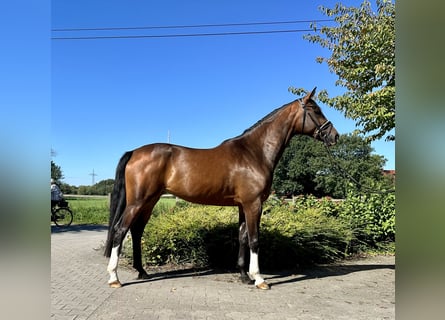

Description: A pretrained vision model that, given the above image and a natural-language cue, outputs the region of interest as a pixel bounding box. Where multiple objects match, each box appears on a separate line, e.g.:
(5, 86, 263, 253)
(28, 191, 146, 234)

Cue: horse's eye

(313, 107, 321, 115)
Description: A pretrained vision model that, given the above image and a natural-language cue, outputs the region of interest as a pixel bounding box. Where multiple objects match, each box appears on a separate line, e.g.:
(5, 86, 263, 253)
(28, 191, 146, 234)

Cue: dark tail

(104, 151, 133, 257)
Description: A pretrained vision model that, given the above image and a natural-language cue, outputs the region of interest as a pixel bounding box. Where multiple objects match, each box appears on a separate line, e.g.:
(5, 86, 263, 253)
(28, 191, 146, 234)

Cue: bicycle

(51, 200, 74, 227)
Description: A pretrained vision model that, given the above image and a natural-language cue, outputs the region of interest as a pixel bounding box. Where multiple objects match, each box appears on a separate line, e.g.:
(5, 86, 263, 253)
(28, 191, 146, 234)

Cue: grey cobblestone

(51, 225, 394, 319)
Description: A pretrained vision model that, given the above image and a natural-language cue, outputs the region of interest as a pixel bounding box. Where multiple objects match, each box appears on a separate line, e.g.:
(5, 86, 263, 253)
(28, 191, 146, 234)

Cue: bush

(261, 203, 353, 268)
(339, 189, 395, 249)
(124, 205, 239, 267)
(122, 201, 355, 270)
(286, 191, 395, 251)
(69, 191, 394, 270)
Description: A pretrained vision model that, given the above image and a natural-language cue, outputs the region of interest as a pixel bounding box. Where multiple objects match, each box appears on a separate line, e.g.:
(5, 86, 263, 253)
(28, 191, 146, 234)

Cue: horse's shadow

(265, 262, 395, 287)
(121, 267, 216, 287)
(121, 260, 394, 288)
(51, 224, 108, 233)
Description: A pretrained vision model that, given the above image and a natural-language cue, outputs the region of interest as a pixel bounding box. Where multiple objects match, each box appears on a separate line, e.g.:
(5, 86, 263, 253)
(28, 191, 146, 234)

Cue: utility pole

(89, 169, 98, 185)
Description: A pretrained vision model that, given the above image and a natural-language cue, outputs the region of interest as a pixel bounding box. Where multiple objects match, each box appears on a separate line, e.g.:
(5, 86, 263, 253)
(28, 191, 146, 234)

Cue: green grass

(66, 196, 109, 224)
(65, 196, 177, 225)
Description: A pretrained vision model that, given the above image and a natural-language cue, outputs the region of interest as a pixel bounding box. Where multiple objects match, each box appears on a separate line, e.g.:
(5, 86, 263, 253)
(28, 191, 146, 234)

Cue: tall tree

(272, 134, 387, 198)
(51, 160, 64, 182)
(273, 136, 323, 196)
(90, 179, 115, 195)
(313, 134, 387, 197)
(291, 0, 395, 141)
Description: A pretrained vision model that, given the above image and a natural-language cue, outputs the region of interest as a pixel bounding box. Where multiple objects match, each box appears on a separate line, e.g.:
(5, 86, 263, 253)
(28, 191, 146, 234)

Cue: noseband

(300, 99, 333, 143)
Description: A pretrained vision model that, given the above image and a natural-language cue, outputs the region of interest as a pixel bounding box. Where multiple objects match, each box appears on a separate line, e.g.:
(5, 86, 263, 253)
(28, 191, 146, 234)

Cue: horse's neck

(242, 107, 296, 170)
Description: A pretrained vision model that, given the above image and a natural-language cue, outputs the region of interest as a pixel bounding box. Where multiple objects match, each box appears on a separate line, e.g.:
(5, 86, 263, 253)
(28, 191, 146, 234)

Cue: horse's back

(126, 143, 241, 205)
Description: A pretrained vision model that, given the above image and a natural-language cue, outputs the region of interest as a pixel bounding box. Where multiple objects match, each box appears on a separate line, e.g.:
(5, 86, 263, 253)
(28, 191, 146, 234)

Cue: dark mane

(226, 100, 296, 142)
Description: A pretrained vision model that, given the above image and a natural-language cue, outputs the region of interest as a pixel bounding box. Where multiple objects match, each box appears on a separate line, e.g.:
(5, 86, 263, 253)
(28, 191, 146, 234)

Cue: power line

(52, 19, 334, 32)
(52, 28, 315, 40)
(51, 18, 334, 41)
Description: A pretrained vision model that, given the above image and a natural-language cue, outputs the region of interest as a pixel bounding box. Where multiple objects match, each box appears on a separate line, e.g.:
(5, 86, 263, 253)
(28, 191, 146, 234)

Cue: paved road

(51, 225, 395, 320)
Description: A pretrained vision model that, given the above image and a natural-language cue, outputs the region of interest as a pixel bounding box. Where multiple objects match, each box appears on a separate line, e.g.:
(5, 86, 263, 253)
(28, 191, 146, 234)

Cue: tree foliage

(272, 134, 389, 198)
(87, 179, 114, 195)
(291, 0, 395, 141)
(51, 160, 64, 183)
(63, 179, 115, 195)
(50, 160, 114, 195)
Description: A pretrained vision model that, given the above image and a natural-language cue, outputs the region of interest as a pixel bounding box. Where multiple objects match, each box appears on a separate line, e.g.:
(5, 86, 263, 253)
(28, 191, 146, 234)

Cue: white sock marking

(248, 250, 265, 286)
(107, 246, 120, 284)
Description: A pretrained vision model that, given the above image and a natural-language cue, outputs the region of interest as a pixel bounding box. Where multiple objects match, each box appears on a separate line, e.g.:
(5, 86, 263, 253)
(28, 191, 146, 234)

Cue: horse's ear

(310, 87, 317, 98)
(303, 87, 317, 103)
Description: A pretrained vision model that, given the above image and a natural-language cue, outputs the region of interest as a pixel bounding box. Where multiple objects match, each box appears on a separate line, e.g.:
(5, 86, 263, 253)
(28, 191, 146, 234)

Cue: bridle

(299, 100, 395, 194)
(300, 99, 333, 144)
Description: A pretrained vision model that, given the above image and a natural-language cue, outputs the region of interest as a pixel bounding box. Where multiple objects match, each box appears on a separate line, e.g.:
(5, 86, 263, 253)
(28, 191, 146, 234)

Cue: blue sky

(51, 0, 394, 186)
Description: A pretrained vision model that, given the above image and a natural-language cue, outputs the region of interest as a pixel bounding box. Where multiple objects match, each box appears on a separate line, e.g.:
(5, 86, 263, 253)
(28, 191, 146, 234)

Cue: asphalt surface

(51, 224, 395, 320)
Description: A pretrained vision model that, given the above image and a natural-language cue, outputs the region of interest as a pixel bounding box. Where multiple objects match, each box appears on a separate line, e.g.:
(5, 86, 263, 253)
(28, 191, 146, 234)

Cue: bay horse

(104, 88, 338, 289)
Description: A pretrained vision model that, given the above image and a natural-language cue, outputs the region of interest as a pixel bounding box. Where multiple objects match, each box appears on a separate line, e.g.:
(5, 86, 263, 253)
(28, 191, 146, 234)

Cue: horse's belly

(165, 180, 237, 206)
(179, 194, 237, 206)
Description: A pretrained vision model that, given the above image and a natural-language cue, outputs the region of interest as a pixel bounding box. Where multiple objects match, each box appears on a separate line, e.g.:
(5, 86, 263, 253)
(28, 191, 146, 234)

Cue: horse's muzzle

(321, 134, 337, 147)
(315, 122, 338, 147)
(326, 133, 339, 146)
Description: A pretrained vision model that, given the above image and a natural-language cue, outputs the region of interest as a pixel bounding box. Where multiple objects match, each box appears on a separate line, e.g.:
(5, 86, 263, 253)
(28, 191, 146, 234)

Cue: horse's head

(296, 88, 339, 146)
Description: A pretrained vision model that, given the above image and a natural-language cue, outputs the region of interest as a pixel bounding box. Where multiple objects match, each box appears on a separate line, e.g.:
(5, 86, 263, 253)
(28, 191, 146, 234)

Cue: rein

(299, 99, 394, 195)
(322, 139, 395, 195)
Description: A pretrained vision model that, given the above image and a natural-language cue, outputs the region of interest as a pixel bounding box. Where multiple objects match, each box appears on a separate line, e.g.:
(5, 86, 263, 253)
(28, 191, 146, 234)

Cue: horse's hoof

(256, 281, 270, 290)
(108, 280, 122, 288)
(137, 272, 150, 280)
(240, 275, 254, 285)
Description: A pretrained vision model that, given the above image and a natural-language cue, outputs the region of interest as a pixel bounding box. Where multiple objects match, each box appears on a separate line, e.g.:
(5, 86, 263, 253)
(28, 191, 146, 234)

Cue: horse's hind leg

(107, 203, 145, 287)
(130, 197, 160, 279)
(130, 216, 150, 279)
(107, 211, 132, 287)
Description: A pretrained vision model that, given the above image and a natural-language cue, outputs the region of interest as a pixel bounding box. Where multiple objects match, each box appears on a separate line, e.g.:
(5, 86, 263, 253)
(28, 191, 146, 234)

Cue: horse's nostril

(335, 134, 339, 142)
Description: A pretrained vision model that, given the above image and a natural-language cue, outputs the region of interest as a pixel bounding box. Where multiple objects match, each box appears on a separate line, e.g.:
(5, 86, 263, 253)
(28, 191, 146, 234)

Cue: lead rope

(322, 142, 395, 194)
(300, 99, 393, 194)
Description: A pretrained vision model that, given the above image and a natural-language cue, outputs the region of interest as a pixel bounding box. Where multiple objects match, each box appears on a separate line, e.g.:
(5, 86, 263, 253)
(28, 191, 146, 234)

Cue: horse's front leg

(244, 201, 270, 290)
(237, 208, 253, 284)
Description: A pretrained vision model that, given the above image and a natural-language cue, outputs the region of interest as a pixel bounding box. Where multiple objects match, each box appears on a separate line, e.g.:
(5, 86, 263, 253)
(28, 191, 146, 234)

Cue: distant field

(65, 196, 178, 225)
